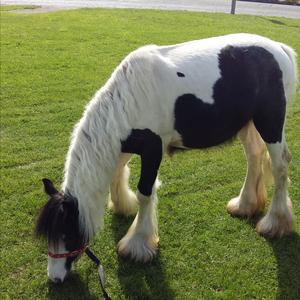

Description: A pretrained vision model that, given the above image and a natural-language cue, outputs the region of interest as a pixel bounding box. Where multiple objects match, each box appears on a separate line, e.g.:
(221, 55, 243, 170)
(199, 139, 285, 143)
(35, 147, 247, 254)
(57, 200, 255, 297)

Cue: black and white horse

(36, 33, 298, 283)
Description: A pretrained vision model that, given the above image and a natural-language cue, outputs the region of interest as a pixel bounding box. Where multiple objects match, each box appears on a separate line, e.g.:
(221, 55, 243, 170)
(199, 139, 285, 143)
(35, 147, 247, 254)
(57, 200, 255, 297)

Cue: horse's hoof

(117, 234, 159, 263)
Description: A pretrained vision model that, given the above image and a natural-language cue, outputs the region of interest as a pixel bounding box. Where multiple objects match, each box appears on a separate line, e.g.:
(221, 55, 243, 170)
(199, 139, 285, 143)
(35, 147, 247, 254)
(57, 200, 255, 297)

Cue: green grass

(1, 7, 300, 300)
(0, 5, 40, 11)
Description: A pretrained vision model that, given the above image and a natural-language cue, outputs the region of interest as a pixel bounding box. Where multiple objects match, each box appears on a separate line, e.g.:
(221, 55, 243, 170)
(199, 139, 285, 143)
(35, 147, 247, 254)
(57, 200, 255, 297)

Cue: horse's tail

(280, 43, 298, 102)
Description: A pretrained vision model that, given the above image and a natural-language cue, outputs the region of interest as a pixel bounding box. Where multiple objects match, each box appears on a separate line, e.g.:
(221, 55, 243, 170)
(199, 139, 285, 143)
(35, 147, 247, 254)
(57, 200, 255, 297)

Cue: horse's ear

(42, 178, 59, 196)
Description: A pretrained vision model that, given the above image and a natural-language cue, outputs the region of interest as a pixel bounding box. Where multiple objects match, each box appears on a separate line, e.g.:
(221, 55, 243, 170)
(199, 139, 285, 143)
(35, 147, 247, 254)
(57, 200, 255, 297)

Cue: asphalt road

(1, 0, 300, 18)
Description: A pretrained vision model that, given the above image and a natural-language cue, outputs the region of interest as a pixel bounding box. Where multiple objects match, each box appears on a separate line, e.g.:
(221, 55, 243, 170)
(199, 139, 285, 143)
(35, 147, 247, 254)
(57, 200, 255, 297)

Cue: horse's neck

(62, 93, 123, 240)
(61, 66, 135, 239)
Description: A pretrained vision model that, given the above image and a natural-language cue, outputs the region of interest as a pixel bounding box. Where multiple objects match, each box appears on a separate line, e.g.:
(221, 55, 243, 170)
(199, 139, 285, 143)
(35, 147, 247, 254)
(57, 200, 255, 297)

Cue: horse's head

(35, 179, 86, 283)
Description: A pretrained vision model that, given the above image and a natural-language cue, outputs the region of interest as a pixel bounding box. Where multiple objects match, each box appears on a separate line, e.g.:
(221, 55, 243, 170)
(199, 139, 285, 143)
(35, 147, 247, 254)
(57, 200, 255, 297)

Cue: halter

(48, 245, 111, 300)
(48, 244, 88, 259)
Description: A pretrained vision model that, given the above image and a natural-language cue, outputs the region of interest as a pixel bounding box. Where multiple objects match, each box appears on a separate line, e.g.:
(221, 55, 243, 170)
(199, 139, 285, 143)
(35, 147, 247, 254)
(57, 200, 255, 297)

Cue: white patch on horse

(47, 241, 67, 282)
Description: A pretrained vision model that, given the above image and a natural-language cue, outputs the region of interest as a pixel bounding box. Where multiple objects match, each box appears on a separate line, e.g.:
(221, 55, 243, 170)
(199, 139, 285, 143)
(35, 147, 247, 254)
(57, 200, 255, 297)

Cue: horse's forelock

(35, 195, 65, 245)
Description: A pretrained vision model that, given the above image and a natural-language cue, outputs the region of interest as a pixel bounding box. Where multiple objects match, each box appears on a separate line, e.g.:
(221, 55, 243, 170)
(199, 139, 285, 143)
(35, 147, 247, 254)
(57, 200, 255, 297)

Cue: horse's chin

(48, 265, 69, 284)
(48, 271, 69, 284)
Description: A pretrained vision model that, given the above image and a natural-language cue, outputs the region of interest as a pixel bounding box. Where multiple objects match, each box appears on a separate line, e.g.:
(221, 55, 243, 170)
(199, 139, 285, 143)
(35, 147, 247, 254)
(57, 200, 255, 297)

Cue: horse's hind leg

(109, 153, 137, 216)
(253, 84, 295, 237)
(227, 121, 267, 217)
(117, 129, 162, 262)
(256, 139, 294, 237)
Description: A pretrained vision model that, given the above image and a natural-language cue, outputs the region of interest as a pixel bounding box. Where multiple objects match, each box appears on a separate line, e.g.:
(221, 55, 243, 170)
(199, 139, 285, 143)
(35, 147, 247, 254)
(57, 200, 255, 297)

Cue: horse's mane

(60, 46, 161, 240)
(61, 61, 133, 240)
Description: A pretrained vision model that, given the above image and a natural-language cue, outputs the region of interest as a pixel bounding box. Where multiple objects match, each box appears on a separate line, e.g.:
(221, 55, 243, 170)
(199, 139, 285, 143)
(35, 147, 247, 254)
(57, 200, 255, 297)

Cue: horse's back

(122, 34, 296, 148)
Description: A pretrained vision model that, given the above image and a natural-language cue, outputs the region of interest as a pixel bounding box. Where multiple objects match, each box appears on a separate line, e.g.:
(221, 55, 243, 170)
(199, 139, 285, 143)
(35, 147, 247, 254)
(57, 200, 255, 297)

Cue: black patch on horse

(174, 45, 285, 148)
(177, 72, 185, 77)
(121, 129, 162, 196)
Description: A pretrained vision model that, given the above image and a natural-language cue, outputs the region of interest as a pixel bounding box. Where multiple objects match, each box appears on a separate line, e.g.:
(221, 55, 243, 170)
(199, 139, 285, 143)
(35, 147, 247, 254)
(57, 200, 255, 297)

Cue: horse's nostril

(54, 277, 62, 284)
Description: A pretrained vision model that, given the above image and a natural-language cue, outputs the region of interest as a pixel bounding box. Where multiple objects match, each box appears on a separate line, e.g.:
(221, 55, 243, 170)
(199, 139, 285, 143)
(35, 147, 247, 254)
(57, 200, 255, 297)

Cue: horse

(35, 33, 298, 283)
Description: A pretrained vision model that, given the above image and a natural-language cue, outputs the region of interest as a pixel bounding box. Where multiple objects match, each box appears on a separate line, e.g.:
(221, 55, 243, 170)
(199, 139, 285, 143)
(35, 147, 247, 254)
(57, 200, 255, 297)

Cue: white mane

(61, 59, 135, 239)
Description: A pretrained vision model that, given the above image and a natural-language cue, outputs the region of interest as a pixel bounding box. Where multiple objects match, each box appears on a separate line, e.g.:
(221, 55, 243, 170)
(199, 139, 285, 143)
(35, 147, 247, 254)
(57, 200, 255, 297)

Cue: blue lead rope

(85, 247, 112, 300)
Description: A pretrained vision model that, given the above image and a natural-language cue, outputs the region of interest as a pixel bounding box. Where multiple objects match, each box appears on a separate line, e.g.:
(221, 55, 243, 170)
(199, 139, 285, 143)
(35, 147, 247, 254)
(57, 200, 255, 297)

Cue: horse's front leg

(109, 153, 138, 216)
(117, 129, 162, 262)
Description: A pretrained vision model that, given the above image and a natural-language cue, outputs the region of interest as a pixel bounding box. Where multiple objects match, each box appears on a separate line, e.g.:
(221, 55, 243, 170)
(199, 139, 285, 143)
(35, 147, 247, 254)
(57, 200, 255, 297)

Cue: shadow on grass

(259, 16, 300, 28)
(246, 216, 300, 300)
(268, 233, 300, 300)
(48, 273, 97, 300)
(111, 214, 175, 300)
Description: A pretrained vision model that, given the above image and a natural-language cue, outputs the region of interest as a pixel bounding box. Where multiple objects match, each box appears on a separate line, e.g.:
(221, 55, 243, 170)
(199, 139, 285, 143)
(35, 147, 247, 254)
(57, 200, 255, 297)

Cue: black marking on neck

(74, 151, 81, 162)
(177, 72, 185, 78)
(117, 89, 121, 99)
(82, 129, 92, 143)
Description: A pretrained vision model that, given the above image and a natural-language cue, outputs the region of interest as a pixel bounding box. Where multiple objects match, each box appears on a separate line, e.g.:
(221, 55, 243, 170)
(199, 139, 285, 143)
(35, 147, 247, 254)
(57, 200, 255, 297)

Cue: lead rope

(85, 247, 112, 300)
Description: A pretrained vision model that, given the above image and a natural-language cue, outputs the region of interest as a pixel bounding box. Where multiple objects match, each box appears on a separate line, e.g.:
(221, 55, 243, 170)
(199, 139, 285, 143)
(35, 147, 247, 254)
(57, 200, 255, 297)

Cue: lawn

(0, 5, 40, 11)
(0, 7, 299, 300)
